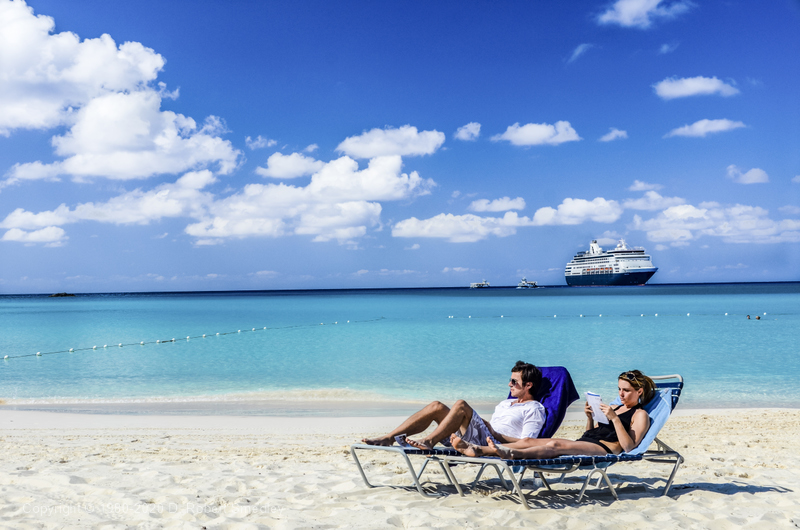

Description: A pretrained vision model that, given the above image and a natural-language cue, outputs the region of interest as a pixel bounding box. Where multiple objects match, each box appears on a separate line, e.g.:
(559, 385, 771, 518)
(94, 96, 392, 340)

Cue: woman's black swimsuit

(577, 404, 641, 454)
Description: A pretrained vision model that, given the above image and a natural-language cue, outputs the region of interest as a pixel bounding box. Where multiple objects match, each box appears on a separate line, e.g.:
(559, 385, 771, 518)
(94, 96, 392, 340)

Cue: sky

(1, 0, 799, 293)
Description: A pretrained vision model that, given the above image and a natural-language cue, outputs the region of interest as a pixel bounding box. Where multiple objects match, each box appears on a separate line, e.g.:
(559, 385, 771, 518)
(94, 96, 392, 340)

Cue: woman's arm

(606, 408, 650, 453)
(584, 401, 595, 432)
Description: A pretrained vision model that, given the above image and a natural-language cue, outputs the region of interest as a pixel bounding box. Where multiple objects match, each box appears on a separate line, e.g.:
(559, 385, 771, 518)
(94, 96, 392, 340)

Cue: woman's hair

(619, 370, 656, 405)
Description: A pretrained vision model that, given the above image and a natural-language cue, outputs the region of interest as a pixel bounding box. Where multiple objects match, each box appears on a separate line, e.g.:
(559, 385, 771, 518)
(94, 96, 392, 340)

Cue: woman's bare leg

(489, 438, 609, 460)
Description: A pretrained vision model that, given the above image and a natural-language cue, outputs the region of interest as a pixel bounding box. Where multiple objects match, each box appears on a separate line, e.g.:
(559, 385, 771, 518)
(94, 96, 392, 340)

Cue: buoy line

(2, 316, 386, 362)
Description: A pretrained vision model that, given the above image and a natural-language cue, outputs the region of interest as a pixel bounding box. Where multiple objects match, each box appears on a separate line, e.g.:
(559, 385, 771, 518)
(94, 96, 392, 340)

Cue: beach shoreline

(1, 408, 799, 527)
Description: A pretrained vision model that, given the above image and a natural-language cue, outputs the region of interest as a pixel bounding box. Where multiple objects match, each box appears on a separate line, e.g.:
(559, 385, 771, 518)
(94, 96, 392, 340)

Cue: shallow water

(1, 283, 798, 415)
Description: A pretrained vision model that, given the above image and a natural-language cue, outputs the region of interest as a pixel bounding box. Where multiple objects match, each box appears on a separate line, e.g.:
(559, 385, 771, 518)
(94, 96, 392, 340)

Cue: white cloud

(4, 85, 241, 186)
(567, 43, 594, 63)
(454, 122, 481, 141)
(632, 203, 800, 244)
(792, 176, 800, 184)
(599, 128, 628, 142)
(664, 119, 746, 138)
(405, 243, 420, 250)
(186, 155, 434, 244)
(2, 155, 435, 246)
(393, 197, 621, 242)
(0, 3, 241, 187)
(623, 191, 686, 210)
(597, 0, 694, 29)
(251, 270, 279, 276)
(491, 121, 581, 146)
(304, 144, 319, 153)
(659, 42, 679, 54)
(442, 267, 470, 273)
(0, 0, 164, 135)
(245, 135, 276, 150)
(255, 152, 325, 179)
(1, 170, 217, 230)
(726, 165, 769, 184)
(629, 180, 663, 191)
(779, 205, 800, 215)
(653, 76, 739, 100)
(1, 226, 66, 246)
(469, 197, 526, 212)
(531, 197, 623, 225)
(336, 125, 445, 158)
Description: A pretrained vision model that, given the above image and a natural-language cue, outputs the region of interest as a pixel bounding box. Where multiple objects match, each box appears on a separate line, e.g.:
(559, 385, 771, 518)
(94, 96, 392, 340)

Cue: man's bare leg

(405, 399, 475, 450)
(362, 401, 451, 446)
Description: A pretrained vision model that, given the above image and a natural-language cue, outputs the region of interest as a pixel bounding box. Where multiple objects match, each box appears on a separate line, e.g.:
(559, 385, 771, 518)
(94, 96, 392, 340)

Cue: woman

(450, 370, 656, 459)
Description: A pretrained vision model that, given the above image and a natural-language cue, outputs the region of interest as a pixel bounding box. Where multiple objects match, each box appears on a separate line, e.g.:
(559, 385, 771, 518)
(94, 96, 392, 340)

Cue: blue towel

(508, 366, 580, 438)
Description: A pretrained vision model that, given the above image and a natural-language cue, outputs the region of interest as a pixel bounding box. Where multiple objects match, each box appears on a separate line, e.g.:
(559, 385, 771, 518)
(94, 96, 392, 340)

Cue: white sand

(1, 408, 799, 528)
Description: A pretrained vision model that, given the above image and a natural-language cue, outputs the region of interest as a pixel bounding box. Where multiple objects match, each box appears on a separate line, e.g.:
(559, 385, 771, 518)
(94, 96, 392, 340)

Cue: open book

(586, 391, 609, 424)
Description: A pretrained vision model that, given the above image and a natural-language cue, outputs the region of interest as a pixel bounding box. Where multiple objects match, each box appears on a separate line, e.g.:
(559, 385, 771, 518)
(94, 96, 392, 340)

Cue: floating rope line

(2, 316, 386, 362)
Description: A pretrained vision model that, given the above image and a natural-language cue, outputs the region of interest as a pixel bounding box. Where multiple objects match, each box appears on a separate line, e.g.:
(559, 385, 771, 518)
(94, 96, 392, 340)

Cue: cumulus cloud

(255, 152, 325, 179)
(245, 135, 276, 150)
(336, 125, 445, 158)
(653, 76, 739, 100)
(597, 0, 694, 29)
(623, 191, 686, 210)
(442, 267, 470, 273)
(1, 226, 66, 246)
(393, 197, 621, 242)
(304, 144, 318, 153)
(599, 128, 628, 142)
(629, 180, 663, 191)
(469, 197, 526, 212)
(491, 121, 581, 146)
(0, 2, 241, 187)
(664, 119, 746, 138)
(779, 205, 800, 215)
(1, 170, 217, 230)
(726, 165, 769, 184)
(454, 122, 481, 141)
(0, 0, 164, 135)
(186, 155, 434, 245)
(632, 203, 800, 244)
(793, 176, 800, 184)
(567, 43, 594, 63)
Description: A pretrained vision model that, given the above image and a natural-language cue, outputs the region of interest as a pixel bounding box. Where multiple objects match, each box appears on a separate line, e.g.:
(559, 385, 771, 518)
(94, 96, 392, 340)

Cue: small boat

(516, 277, 538, 289)
(469, 280, 490, 288)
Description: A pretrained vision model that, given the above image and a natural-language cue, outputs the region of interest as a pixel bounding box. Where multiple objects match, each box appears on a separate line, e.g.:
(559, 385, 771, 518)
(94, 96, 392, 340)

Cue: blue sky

(1, 0, 799, 293)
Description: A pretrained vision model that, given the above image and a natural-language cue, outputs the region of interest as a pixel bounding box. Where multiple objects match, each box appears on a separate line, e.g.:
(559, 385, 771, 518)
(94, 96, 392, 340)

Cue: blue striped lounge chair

(350, 366, 579, 498)
(438, 374, 684, 510)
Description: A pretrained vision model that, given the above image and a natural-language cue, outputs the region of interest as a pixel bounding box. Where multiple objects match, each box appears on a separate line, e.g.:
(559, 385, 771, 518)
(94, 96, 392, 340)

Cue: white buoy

(320, 323, 323, 325)
(687, 313, 690, 317)
(641, 314, 644, 317)
(554, 315, 557, 318)
(171, 338, 175, 342)
(655, 313, 658, 317)
(140, 341, 144, 345)
(238, 330, 241, 333)
(3, 355, 7, 359)
(599, 314, 602, 317)
(725, 313, 728, 316)
(764, 312, 767, 315)
(263, 327, 266, 329)
(252, 328, 255, 331)
(469, 316, 471, 318)
(202, 334, 206, 338)
(118, 343, 122, 347)
(36, 352, 41, 356)
(580, 314, 583, 317)
(103, 345, 107, 348)
(347, 320, 350, 323)
(69, 348, 74, 352)
(156, 340, 160, 343)
(216, 332, 220, 335)
(501, 315, 504, 318)
(186, 336, 190, 340)
(93, 345, 97, 349)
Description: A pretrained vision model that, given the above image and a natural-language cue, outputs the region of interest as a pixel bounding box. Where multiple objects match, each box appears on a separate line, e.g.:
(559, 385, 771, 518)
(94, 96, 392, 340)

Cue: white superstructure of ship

(565, 239, 657, 286)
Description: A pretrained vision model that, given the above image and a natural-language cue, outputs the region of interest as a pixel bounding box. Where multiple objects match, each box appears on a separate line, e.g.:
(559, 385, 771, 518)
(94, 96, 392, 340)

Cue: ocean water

(1, 283, 798, 415)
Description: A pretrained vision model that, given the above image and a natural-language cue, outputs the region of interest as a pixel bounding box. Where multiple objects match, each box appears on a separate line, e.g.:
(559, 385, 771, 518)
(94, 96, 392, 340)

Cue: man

(361, 361, 546, 450)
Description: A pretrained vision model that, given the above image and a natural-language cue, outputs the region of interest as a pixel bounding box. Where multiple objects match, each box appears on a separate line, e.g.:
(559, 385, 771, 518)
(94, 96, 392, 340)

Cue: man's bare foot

(449, 433, 483, 457)
(487, 438, 513, 459)
(406, 438, 434, 450)
(361, 436, 393, 446)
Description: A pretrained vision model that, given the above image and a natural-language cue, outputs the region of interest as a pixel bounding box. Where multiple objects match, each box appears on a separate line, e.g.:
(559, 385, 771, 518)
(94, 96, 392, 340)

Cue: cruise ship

(565, 239, 657, 286)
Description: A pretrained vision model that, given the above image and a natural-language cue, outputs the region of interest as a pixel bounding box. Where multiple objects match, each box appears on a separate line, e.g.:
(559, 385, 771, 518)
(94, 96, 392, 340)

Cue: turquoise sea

(1, 283, 798, 415)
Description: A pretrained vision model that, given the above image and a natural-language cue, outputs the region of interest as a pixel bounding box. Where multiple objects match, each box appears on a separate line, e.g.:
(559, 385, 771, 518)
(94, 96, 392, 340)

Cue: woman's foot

(449, 433, 484, 457)
(487, 438, 513, 459)
(406, 438, 434, 450)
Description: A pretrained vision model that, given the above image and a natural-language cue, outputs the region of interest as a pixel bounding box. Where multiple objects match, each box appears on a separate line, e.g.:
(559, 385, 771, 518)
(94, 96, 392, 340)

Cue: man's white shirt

(490, 399, 546, 440)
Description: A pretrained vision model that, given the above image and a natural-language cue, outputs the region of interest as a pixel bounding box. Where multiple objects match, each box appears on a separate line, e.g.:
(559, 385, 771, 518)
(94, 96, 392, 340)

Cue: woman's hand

(599, 403, 618, 422)
(584, 401, 593, 419)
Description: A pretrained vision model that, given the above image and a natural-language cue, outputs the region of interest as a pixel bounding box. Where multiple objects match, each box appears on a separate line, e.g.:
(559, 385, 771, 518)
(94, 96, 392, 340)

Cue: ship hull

(566, 269, 657, 287)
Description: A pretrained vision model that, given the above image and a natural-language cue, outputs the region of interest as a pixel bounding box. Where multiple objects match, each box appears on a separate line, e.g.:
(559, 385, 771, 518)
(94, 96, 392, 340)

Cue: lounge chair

(350, 366, 579, 498)
(439, 374, 684, 509)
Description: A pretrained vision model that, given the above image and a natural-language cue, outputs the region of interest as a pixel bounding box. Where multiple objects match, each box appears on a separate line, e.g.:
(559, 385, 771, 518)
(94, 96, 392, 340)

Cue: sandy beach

(1, 408, 799, 529)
